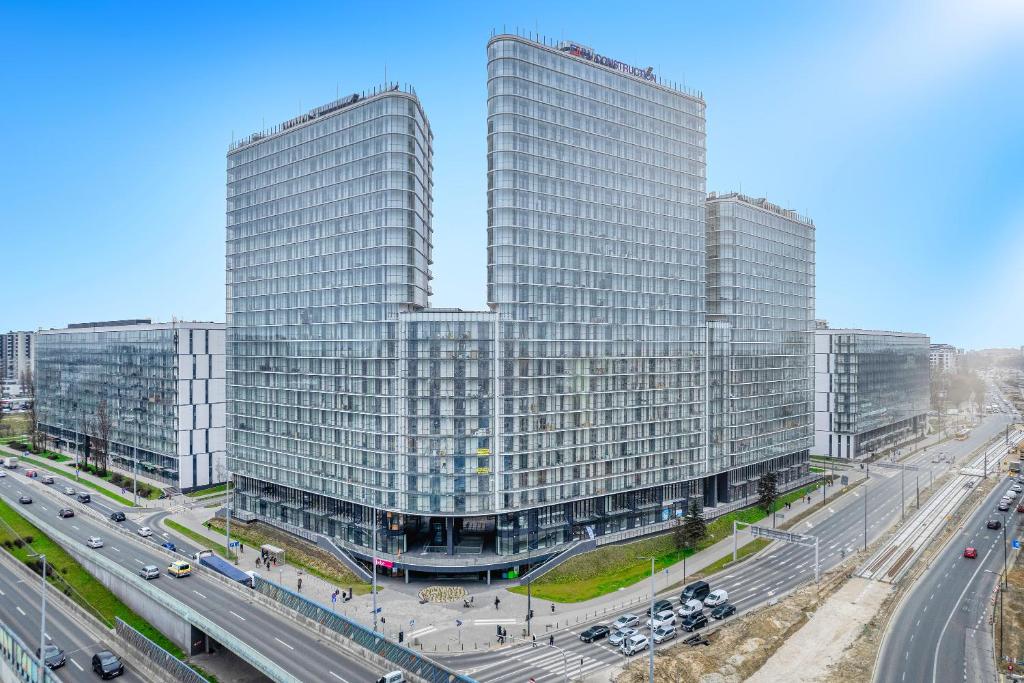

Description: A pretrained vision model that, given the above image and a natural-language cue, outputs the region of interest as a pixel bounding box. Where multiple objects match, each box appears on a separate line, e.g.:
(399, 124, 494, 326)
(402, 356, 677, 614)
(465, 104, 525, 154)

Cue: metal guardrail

(114, 618, 209, 683)
(0, 617, 62, 683)
(252, 575, 476, 683)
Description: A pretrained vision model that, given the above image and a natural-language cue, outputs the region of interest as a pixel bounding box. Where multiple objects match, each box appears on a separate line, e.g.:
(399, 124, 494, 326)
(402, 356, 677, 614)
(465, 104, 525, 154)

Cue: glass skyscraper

(227, 36, 816, 576)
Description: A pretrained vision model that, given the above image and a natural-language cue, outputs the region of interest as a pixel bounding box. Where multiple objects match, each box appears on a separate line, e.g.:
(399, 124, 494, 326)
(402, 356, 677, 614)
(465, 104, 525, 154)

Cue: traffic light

(398, 631, 404, 643)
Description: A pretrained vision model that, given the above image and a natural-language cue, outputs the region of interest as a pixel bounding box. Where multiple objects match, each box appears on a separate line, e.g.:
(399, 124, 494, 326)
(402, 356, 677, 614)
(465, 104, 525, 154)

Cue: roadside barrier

(114, 618, 209, 683)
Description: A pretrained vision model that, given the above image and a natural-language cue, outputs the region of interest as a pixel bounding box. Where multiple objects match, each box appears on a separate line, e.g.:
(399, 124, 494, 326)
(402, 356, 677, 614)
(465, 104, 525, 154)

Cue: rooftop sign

(558, 42, 655, 82)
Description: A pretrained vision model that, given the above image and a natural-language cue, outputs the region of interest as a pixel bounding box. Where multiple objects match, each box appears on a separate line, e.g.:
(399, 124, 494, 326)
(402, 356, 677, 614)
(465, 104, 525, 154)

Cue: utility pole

(225, 470, 233, 562)
(526, 529, 533, 637)
(30, 552, 46, 683)
(863, 482, 868, 552)
(900, 464, 905, 521)
(637, 556, 656, 683)
(372, 506, 378, 633)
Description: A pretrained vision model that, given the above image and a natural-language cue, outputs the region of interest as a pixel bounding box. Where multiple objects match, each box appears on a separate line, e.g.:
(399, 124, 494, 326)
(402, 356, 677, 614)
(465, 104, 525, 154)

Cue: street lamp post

(28, 552, 46, 683)
(526, 529, 534, 637)
(637, 556, 656, 683)
(863, 481, 868, 552)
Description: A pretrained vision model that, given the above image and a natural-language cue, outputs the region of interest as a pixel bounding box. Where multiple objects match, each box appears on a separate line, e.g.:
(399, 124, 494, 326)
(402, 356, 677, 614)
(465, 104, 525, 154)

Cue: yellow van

(167, 560, 192, 578)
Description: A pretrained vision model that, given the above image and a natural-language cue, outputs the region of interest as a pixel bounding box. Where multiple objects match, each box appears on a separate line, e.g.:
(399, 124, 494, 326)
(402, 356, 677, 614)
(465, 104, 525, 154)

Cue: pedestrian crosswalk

(468, 641, 618, 682)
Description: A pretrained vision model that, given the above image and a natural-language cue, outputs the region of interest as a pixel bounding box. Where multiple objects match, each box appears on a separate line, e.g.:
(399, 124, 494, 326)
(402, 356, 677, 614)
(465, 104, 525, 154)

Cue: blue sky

(2, 1, 1022, 349)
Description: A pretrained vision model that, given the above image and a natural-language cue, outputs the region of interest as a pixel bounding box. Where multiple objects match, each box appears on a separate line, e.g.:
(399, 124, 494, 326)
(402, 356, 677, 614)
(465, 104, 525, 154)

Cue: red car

(1017, 504, 1024, 513)
(964, 547, 978, 559)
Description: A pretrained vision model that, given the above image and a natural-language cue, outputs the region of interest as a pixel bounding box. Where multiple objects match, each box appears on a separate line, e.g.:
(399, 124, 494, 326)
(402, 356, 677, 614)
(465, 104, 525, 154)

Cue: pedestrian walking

(239, 542, 244, 554)
(297, 577, 302, 592)
(550, 603, 555, 614)
(494, 596, 500, 610)
(549, 634, 554, 646)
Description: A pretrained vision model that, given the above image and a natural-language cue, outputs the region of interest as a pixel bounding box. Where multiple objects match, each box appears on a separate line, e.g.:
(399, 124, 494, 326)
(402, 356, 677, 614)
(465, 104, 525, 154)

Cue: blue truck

(199, 554, 253, 587)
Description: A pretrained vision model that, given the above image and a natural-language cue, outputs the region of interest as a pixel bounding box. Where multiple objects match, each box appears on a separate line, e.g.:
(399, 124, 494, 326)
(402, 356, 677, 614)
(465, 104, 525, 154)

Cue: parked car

(652, 624, 677, 644)
(139, 565, 160, 580)
(109, 511, 126, 522)
(609, 628, 637, 647)
(645, 610, 676, 630)
(998, 502, 1011, 512)
(611, 614, 640, 630)
(704, 589, 729, 607)
(964, 547, 978, 559)
(678, 599, 704, 618)
(711, 603, 737, 620)
(646, 599, 674, 617)
(579, 625, 610, 643)
(167, 560, 192, 578)
(681, 580, 711, 603)
(1006, 490, 1019, 500)
(1017, 504, 1024, 514)
(137, 526, 153, 537)
(18, 495, 31, 504)
(86, 536, 104, 549)
(36, 644, 65, 669)
(1012, 484, 1022, 493)
(40, 475, 54, 485)
(57, 508, 74, 518)
(621, 633, 649, 656)
(91, 651, 124, 679)
(988, 519, 1003, 530)
(680, 613, 709, 632)
(62, 486, 75, 496)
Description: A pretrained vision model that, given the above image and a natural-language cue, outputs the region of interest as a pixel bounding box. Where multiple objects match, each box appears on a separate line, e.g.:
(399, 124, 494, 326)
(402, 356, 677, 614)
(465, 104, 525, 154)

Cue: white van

(377, 673, 405, 683)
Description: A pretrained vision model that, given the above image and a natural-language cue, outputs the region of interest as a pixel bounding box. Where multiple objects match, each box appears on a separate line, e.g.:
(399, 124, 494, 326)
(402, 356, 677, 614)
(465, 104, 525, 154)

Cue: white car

(1012, 484, 1022, 493)
(609, 627, 637, 647)
(137, 526, 153, 537)
(0, 470, 6, 478)
(652, 624, 676, 644)
(1005, 490, 1018, 500)
(611, 614, 640, 630)
(645, 610, 676, 630)
(678, 598, 704, 618)
(621, 633, 649, 656)
(704, 589, 729, 607)
(86, 536, 104, 549)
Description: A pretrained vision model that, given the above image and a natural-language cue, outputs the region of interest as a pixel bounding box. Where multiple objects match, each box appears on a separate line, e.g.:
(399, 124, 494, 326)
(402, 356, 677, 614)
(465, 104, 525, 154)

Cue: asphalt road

(0, 470, 385, 683)
(877, 470, 1019, 683)
(0, 566, 146, 683)
(447, 414, 1014, 682)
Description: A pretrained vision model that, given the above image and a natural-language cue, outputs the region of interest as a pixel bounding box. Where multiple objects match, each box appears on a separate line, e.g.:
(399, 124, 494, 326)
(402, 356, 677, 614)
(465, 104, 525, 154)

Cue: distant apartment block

(34, 320, 226, 492)
(0, 331, 33, 385)
(929, 343, 960, 373)
(814, 329, 930, 459)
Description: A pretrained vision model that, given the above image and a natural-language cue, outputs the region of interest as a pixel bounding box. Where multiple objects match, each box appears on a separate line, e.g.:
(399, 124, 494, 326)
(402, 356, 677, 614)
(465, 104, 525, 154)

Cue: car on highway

(645, 610, 676, 630)
(0, 470, 6, 478)
(41, 475, 54, 485)
(161, 541, 176, 552)
(57, 508, 74, 518)
(646, 599, 674, 616)
(611, 614, 640, 630)
(680, 612, 709, 632)
(137, 526, 153, 537)
(579, 625, 610, 643)
(609, 627, 637, 647)
(988, 519, 1003, 530)
(18, 495, 31, 504)
(139, 565, 160, 580)
(36, 644, 65, 669)
(167, 560, 192, 578)
(621, 633, 649, 656)
(62, 486, 75, 496)
(680, 580, 711, 603)
(76, 492, 91, 503)
(86, 536, 104, 548)
(24, 469, 37, 478)
(91, 650, 124, 679)
(376, 673, 404, 683)
(110, 511, 126, 522)
(964, 547, 978, 559)
(652, 624, 677, 644)
(711, 603, 737, 620)
(704, 589, 729, 607)
(678, 599, 704, 618)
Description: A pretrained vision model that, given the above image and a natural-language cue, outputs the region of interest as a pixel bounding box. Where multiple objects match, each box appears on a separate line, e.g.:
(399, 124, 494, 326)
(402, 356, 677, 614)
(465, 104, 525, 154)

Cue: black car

(579, 625, 611, 643)
(91, 651, 124, 679)
(110, 511, 126, 522)
(987, 519, 1002, 530)
(680, 580, 711, 603)
(680, 613, 708, 632)
(711, 603, 736, 620)
(37, 645, 65, 669)
(57, 508, 74, 518)
(18, 495, 31, 505)
(647, 599, 674, 616)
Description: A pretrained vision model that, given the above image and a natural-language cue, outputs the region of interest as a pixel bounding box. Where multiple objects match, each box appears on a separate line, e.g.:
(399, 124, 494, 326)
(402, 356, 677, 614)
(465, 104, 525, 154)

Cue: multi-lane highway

(0, 558, 146, 683)
(446, 414, 1014, 682)
(877, 471, 1019, 683)
(0, 468, 385, 683)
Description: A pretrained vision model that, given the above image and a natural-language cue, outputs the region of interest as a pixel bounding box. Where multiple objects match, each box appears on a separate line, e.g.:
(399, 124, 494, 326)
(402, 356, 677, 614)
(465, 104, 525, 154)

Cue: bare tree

(93, 399, 111, 475)
(20, 368, 33, 397)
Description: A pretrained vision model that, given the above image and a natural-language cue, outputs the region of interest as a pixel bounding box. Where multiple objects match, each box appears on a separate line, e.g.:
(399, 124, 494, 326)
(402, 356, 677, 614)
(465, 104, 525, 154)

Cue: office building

(34, 320, 226, 491)
(706, 192, 815, 502)
(929, 343, 959, 373)
(227, 35, 815, 574)
(814, 329, 930, 458)
(0, 331, 33, 386)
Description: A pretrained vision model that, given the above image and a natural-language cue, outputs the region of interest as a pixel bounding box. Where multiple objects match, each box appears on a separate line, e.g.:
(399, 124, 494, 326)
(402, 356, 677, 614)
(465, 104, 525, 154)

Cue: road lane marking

(330, 672, 352, 683)
(193, 590, 207, 599)
(45, 633, 51, 641)
(0, 588, 4, 596)
(111, 547, 120, 553)
(71, 525, 79, 530)
(133, 558, 143, 564)
(15, 606, 25, 616)
(70, 659, 83, 671)
(274, 637, 294, 650)
(229, 610, 246, 621)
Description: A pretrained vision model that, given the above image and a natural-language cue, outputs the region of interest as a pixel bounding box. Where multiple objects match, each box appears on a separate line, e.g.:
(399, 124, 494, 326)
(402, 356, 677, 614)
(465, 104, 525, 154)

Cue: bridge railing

(114, 618, 209, 683)
(0, 617, 62, 683)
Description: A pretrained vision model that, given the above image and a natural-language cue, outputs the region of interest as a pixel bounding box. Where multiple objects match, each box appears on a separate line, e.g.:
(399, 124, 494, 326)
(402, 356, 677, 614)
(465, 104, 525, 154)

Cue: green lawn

(509, 481, 823, 603)
(690, 539, 771, 580)
(186, 482, 231, 498)
(19, 456, 135, 507)
(165, 519, 236, 560)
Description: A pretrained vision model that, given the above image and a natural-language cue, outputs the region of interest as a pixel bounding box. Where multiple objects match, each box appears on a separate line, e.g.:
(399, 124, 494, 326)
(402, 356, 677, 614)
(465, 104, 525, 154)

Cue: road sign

(750, 525, 816, 547)
(331, 592, 338, 603)
(1014, 539, 1021, 550)
(455, 619, 463, 627)
(841, 475, 849, 486)
(228, 540, 240, 548)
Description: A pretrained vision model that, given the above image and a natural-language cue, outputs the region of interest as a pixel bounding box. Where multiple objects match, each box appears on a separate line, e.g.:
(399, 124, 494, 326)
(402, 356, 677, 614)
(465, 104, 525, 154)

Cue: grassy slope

(510, 482, 822, 602)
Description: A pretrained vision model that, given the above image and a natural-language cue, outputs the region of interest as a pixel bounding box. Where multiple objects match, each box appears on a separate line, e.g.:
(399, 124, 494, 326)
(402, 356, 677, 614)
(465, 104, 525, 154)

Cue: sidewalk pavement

(163, 472, 874, 655)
